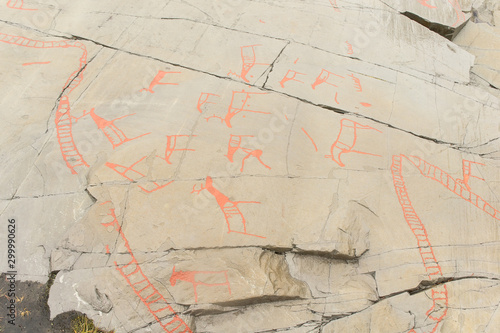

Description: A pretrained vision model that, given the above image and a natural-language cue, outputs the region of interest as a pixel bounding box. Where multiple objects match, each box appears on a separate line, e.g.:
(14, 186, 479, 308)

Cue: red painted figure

(328, 0, 340, 12)
(0, 32, 89, 174)
(157, 135, 196, 164)
(457, 159, 485, 191)
(416, 0, 465, 27)
(228, 45, 269, 82)
(106, 156, 173, 193)
(100, 205, 192, 332)
(22, 61, 50, 66)
(140, 71, 181, 93)
(82, 109, 151, 149)
(325, 119, 382, 167)
(417, 0, 437, 8)
(301, 128, 318, 152)
(225, 135, 271, 172)
(280, 70, 306, 88)
(392, 154, 500, 333)
(7, 0, 36, 10)
(192, 176, 265, 238)
(197, 92, 220, 113)
(205, 90, 270, 128)
(346, 41, 354, 55)
(348, 73, 362, 92)
(169, 266, 231, 303)
(311, 69, 344, 89)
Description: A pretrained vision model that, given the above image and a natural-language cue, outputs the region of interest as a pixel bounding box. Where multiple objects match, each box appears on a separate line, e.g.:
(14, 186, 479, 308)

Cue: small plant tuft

(71, 315, 114, 333)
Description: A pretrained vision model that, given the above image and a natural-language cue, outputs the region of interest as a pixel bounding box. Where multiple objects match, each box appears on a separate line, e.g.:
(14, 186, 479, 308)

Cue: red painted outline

(457, 159, 485, 191)
(101, 207, 192, 332)
(105, 156, 174, 193)
(7, 0, 36, 10)
(228, 45, 269, 83)
(348, 73, 362, 92)
(196, 93, 219, 113)
(417, 0, 437, 8)
(346, 41, 354, 55)
(170, 266, 231, 303)
(325, 119, 382, 167)
(225, 135, 271, 172)
(311, 69, 344, 89)
(157, 135, 196, 164)
(140, 71, 181, 93)
(0, 32, 89, 174)
(82, 109, 151, 149)
(301, 128, 318, 152)
(192, 176, 265, 238)
(279, 70, 306, 88)
(205, 90, 270, 128)
(392, 155, 500, 333)
(417, 0, 465, 27)
(328, 0, 340, 12)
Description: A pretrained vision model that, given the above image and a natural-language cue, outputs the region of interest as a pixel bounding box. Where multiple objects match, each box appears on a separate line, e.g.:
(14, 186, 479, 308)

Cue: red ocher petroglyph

(101, 206, 192, 332)
(106, 156, 173, 193)
(7, 0, 36, 10)
(346, 41, 354, 55)
(392, 155, 500, 333)
(205, 90, 270, 128)
(416, 0, 465, 27)
(157, 135, 196, 164)
(192, 176, 265, 238)
(0, 32, 89, 174)
(197, 93, 220, 113)
(170, 266, 231, 303)
(280, 70, 306, 88)
(448, 0, 466, 27)
(55, 96, 90, 174)
(22, 61, 51, 66)
(225, 135, 271, 172)
(392, 155, 447, 333)
(328, 0, 340, 12)
(78, 108, 151, 149)
(141, 71, 181, 93)
(311, 69, 345, 89)
(360, 102, 371, 107)
(404, 156, 499, 221)
(301, 128, 318, 152)
(348, 73, 362, 92)
(228, 45, 269, 83)
(457, 159, 486, 192)
(417, 0, 437, 8)
(326, 119, 382, 167)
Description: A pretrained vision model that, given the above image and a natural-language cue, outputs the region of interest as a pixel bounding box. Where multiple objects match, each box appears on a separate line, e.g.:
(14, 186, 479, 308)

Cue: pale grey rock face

(0, 1, 499, 332)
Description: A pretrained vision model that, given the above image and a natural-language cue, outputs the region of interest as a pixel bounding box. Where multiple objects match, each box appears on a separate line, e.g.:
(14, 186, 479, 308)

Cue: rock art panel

(1, 1, 499, 333)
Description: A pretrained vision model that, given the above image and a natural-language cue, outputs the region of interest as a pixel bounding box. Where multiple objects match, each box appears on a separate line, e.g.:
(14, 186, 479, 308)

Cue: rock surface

(0, 0, 499, 332)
